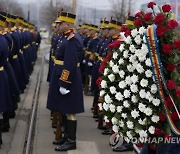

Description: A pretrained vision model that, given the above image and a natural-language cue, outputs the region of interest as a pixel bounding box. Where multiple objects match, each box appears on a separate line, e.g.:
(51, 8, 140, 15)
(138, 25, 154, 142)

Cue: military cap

(125, 16, 135, 26)
(100, 18, 110, 29)
(109, 19, 122, 30)
(0, 15, 7, 26)
(56, 11, 76, 24)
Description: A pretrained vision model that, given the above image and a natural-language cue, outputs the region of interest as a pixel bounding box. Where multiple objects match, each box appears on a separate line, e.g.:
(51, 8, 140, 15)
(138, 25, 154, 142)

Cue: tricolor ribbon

(145, 25, 180, 136)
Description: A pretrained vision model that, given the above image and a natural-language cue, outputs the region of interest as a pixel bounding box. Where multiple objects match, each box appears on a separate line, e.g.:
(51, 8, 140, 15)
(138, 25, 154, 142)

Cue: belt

(85, 51, 92, 55)
(51, 56, 55, 61)
(13, 55, 18, 59)
(54, 59, 80, 67)
(0, 66, 4, 71)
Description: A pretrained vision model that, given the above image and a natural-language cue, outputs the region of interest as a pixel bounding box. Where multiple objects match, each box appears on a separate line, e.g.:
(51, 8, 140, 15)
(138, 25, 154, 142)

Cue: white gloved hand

(82, 60, 86, 64)
(59, 87, 70, 95)
(88, 62, 93, 66)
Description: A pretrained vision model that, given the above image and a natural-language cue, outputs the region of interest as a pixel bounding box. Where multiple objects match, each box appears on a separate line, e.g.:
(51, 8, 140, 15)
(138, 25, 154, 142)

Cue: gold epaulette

(67, 33, 75, 40)
(13, 55, 18, 59)
(0, 66, 4, 71)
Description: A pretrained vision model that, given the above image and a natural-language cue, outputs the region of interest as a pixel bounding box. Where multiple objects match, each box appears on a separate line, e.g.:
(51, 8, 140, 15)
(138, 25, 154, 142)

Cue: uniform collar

(63, 29, 74, 35)
(112, 35, 119, 39)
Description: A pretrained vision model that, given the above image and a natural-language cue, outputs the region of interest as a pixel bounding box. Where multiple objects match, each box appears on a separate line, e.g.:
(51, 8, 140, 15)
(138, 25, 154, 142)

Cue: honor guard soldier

(0, 14, 13, 148)
(47, 11, 84, 151)
(84, 24, 100, 95)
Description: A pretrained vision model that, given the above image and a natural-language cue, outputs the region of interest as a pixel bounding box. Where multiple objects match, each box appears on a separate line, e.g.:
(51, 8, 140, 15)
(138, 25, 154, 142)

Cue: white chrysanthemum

(104, 94, 112, 104)
(144, 107, 153, 116)
(100, 90, 105, 97)
(148, 126, 155, 134)
(127, 131, 133, 139)
(127, 121, 134, 129)
(132, 60, 139, 68)
(145, 92, 153, 102)
(119, 44, 125, 51)
(131, 28, 139, 37)
(136, 63, 144, 73)
(108, 74, 115, 82)
(117, 106, 123, 113)
(134, 35, 142, 45)
(129, 55, 136, 63)
(138, 55, 147, 62)
(131, 110, 140, 119)
(104, 116, 109, 122)
(138, 118, 146, 125)
(119, 81, 127, 89)
(124, 90, 131, 98)
(122, 113, 127, 119)
(130, 84, 138, 93)
(131, 95, 138, 103)
(118, 58, 124, 65)
(101, 80, 107, 88)
(152, 98, 161, 106)
(115, 92, 124, 101)
(119, 120, 124, 127)
(139, 130, 148, 138)
(140, 79, 148, 87)
(145, 70, 152, 78)
(113, 52, 118, 59)
(110, 86, 116, 94)
(139, 89, 146, 98)
(109, 104, 116, 113)
(104, 68, 109, 76)
(127, 64, 135, 72)
(124, 36, 132, 44)
(119, 70, 125, 78)
(151, 115, 160, 123)
(139, 26, 146, 35)
(112, 125, 119, 133)
(123, 50, 129, 59)
(103, 103, 109, 111)
(131, 75, 138, 84)
(129, 44, 136, 53)
(145, 58, 152, 67)
(125, 76, 132, 85)
(98, 103, 103, 111)
(111, 117, 118, 125)
(123, 100, 130, 108)
(112, 65, 119, 73)
(109, 60, 114, 67)
(143, 35, 147, 43)
(141, 44, 148, 53)
(138, 103, 146, 113)
(151, 84, 157, 94)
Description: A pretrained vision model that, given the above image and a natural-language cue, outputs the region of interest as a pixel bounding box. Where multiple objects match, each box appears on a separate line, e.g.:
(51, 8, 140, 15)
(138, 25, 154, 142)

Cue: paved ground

(1, 40, 134, 154)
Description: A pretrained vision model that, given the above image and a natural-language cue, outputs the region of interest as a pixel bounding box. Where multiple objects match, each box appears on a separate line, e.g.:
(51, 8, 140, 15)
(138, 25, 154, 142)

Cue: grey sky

(17, 0, 150, 12)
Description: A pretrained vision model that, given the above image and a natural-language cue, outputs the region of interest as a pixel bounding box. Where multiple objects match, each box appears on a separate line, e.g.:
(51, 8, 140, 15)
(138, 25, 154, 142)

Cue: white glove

(82, 60, 86, 64)
(59, 87, 70, 95)
(88, 62, 93, 66)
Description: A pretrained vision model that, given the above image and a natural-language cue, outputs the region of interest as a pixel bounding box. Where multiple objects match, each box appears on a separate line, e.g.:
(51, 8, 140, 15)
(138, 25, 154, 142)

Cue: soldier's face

(59, 22, 69, 33)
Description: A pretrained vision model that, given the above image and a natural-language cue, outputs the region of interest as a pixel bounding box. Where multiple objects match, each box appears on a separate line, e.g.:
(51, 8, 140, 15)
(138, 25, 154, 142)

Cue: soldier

(47, 11, 84, 151)
(0, 14, 13, 148)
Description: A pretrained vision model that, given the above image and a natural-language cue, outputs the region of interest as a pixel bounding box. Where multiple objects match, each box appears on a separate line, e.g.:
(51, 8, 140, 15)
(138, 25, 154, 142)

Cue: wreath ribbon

(145, 25, 180, 136)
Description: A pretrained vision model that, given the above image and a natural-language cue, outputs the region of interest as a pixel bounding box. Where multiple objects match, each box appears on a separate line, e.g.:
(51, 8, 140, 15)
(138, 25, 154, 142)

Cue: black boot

(2, 112, 10, 132)
(0, 119, 3, 148)
(55, 120, 77, 151)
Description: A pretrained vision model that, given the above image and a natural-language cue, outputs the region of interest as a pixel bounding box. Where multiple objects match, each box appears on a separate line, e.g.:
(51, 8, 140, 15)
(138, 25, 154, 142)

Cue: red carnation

(174, 40, 180, 49)
(105, 53, 112, 61)
(121, 25, 127, 32)
(167, 80, 176, 90)
(124, 29, 131, 36)
(135, 18, 143, 27)
(156, 26, 166, 37)
(96, 77, 102, 88)
(159, 113, 166, 121)
(166, 63, 176, 72)
(108, 43, 114, 49)
(165, 97, 173, 108)
(162, 44, 173, 54)
(171, 112, 179, 121)
(99, 60, 107, 74)
(113, 40, 121, 48)
(135, 11, 145, 18)
(176, 88, 180, 97)
(162, 4, 171, 13)
(148, 2, 156, 8)
(168, 20, 178, 29)
(144, 13, 153, 21)
(154, 13, 165, 25)
(155, 128, 162, 135)
(164, 134, 171, 140)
